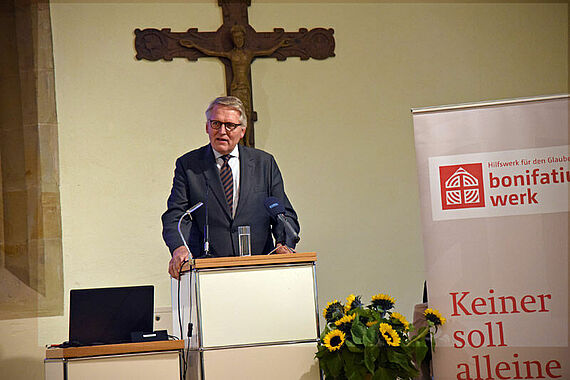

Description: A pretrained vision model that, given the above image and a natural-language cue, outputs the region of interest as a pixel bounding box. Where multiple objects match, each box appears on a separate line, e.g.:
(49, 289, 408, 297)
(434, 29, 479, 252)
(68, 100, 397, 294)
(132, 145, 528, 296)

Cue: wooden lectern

(171, 252, 321, 380)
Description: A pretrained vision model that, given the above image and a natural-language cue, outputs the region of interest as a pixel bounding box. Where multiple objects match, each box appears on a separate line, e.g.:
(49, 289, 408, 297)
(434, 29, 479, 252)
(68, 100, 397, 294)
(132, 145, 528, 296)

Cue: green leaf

(346, 367, 368, 380)
(345, 339, 364, 353)
(383, 349, 419, 378)
(341, 349, 356, 366)
(386, 349, 406, 365)
(364, 345, 379, 374)
(316, 345, 334, 359)
(318, 356, 330, 376)
(346, 373, 362, 380)
(363, 326, 378, 346)
(343, 351, 368, 380)
(410, 339, 429, 367)
(372, 366, 396, 380)
(364, 351, 375, 374)
(344, 362, 360, 380)
(328, 353, 343, 377)
(351, 322, 366, 345)
(370, 309, 383, 322)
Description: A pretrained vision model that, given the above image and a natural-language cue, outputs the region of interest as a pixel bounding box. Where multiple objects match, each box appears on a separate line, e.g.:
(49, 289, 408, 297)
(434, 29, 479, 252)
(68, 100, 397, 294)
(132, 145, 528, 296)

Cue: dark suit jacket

(161, 144, 299, 258)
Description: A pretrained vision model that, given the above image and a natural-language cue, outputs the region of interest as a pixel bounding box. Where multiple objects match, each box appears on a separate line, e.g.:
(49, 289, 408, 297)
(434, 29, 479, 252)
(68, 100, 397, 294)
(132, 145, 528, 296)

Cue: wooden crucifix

(134, 0, 335, 147)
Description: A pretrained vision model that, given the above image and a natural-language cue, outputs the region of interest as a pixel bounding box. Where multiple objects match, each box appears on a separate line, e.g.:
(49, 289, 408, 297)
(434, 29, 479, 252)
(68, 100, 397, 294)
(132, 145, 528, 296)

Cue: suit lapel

(235, 145, 254, 219)
(200, 145, 232, 219)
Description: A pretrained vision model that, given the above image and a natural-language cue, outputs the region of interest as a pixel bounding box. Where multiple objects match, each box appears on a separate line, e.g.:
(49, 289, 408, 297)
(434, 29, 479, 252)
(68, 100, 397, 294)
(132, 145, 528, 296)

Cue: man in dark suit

(162, 96, 299, 278)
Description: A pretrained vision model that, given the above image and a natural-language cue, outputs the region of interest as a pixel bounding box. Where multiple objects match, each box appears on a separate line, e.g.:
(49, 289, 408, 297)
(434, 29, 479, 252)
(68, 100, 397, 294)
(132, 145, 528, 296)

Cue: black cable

(177, 260, 194, 379)
(184, 270, 192, 377)
(178, 260, 188, 377)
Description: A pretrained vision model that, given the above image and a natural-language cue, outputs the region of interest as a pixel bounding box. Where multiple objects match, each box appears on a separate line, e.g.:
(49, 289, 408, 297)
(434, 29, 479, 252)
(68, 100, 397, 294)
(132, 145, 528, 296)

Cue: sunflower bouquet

(315, 293, 445, 380)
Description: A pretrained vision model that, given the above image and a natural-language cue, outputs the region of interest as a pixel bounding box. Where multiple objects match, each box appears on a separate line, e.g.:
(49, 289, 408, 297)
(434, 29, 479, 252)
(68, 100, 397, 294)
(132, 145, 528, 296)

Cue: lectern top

(181, 252, 317, 271)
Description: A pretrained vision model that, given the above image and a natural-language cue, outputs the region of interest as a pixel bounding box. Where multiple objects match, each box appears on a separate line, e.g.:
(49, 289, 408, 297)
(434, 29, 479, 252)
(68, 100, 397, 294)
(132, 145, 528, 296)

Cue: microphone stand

(202, 180, 214, 258)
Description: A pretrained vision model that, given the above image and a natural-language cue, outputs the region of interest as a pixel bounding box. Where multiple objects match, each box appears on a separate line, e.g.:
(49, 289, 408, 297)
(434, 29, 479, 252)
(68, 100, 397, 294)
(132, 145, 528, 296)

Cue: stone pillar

(0, 0, 63, 319)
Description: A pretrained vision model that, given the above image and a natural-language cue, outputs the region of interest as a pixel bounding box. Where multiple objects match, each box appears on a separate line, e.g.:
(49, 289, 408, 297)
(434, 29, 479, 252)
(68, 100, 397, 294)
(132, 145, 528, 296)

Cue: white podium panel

(199, 342, 320, 380)
(66, 352, 180, 380)
(198, 265, 317, 347)
(44, 361, 64, 380)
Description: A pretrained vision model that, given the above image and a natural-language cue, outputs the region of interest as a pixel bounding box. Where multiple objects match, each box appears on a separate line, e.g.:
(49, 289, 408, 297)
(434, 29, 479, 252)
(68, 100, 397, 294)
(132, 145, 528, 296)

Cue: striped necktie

(219, 155, 233, 214)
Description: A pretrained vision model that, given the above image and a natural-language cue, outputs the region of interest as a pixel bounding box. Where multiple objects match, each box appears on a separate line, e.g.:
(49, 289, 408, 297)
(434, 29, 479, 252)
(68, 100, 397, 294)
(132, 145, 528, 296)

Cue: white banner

(412, 95, 568, 380)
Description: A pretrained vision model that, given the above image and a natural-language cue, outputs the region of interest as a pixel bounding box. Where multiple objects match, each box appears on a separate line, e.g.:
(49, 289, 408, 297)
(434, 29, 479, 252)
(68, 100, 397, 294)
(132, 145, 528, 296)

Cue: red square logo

(439, 163, 485, 210)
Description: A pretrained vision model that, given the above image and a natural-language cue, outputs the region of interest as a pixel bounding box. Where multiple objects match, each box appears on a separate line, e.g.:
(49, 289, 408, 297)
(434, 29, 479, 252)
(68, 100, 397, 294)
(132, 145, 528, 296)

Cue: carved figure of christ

(134, 0, 335, 146)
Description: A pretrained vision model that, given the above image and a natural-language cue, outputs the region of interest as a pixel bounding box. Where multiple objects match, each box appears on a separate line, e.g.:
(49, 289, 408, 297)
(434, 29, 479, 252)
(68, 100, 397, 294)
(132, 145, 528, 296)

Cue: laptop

(69, 285, 154, 346)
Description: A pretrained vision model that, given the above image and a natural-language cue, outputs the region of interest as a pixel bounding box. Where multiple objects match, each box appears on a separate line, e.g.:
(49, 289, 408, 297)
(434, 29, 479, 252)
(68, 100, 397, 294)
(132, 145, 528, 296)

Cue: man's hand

(275, 243, 293, 254)
(169, 246, 189, 279)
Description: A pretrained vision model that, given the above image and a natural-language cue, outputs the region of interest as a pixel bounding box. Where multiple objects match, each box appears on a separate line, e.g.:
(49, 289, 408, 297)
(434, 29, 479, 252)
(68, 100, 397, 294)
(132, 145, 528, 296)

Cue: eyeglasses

(208, 120, 242, 132)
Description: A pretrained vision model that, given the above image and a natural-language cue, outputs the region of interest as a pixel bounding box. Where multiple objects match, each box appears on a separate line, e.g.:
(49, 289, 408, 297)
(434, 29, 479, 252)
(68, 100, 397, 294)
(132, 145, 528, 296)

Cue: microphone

(264, 197, 300, 245)
(185, 202, 203, 218)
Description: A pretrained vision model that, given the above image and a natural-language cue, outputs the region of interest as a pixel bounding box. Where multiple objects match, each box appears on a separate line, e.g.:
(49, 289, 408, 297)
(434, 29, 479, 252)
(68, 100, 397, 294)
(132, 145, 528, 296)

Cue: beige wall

(0, 1, 567, 379)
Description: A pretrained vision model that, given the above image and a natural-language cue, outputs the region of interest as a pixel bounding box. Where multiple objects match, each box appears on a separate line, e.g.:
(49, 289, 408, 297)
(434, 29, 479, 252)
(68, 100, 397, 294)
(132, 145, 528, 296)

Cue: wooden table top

(182, 251, 317, 271)
(45, 340, 185, 359)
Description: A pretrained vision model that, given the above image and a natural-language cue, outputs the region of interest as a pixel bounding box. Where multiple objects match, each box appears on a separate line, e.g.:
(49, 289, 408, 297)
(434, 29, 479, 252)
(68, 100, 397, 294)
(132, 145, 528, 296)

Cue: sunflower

(344, 294, 363, 313)
(390, 312, 410, 331)
(334, 313, 356, 333)
(371, 293, 396, 310)
(379, 323, 401, 347)
(323, 329, 346, 352)
(323, 300, 344, 323)
(424, 308, 446, 326)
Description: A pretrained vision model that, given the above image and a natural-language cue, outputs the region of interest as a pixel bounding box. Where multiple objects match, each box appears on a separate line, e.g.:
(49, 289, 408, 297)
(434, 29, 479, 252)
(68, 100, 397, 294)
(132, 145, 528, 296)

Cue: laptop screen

(69, 285, 154, 346)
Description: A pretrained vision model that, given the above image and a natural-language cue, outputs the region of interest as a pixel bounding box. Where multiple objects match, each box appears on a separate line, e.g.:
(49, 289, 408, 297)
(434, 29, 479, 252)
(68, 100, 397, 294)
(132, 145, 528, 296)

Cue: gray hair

(205, 96, 247, 128)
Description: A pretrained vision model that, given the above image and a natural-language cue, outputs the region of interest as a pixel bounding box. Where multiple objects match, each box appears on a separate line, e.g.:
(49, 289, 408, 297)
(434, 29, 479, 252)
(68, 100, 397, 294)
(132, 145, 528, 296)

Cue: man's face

(206, 105, 246, 155)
